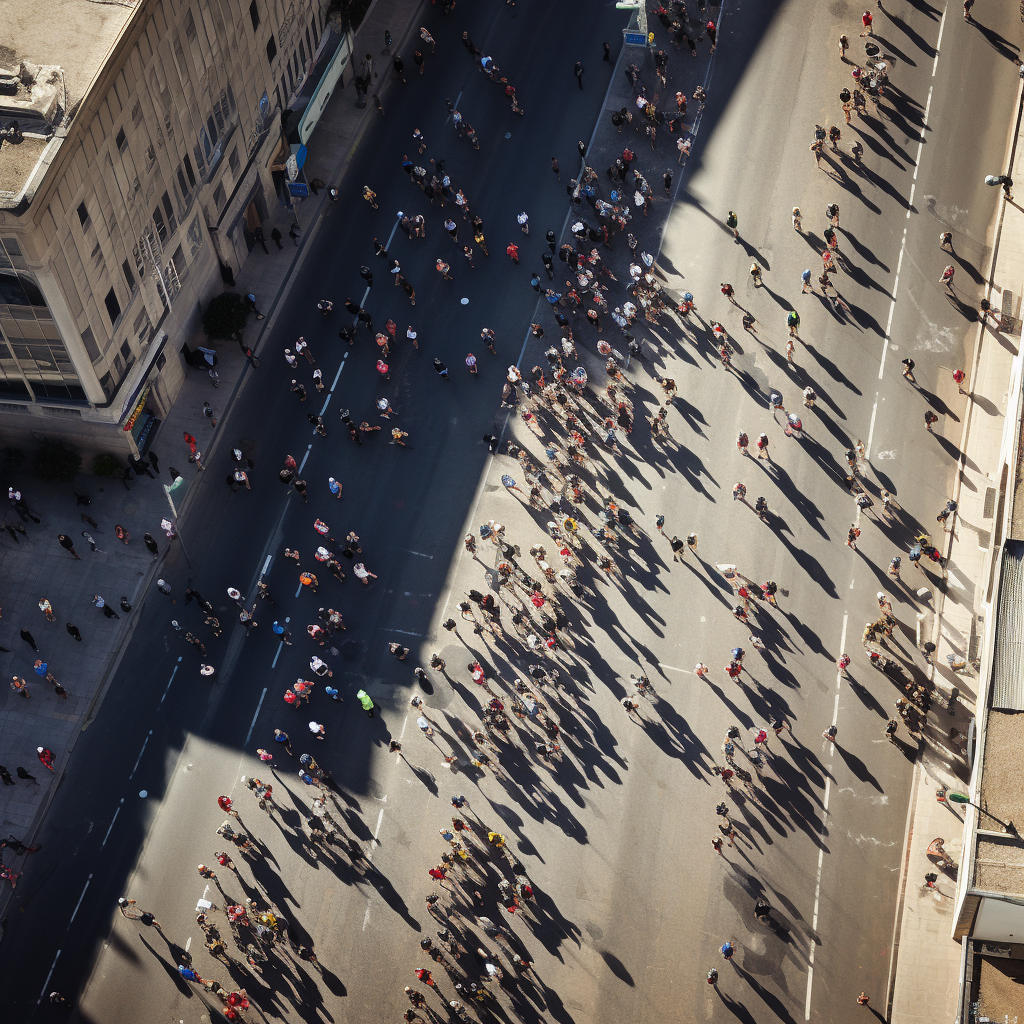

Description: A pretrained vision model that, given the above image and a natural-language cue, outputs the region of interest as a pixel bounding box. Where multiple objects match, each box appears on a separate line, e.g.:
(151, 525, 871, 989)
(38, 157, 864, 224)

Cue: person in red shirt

(217, 795, 238, 818)
(860, 10, 873, 36)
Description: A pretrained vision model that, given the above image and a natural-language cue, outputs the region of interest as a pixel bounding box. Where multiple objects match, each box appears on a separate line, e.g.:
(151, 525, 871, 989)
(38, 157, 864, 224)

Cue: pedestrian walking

(57, 533, 81, 559)
(574, 61, 584, 88)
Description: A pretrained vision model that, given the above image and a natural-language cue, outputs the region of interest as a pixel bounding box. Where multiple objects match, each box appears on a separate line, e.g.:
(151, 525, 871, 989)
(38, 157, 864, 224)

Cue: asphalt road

(0, 0, 1019, 1022)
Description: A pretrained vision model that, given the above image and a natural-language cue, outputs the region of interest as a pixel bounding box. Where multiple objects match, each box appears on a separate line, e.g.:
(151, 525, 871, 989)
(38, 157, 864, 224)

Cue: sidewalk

(887, 82, 1024, 1024)
(0, 0, 424, 904)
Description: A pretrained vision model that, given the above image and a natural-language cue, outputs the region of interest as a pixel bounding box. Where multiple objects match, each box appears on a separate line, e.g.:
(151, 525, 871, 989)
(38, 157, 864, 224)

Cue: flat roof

(0, 0, 137, 111)
(976, 953, 1024, 1020)
(0, 0, 138, 206)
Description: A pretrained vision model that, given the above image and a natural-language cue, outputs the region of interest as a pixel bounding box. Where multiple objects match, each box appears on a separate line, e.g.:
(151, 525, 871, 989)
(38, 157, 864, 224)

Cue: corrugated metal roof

(992, 541, 1024, 711)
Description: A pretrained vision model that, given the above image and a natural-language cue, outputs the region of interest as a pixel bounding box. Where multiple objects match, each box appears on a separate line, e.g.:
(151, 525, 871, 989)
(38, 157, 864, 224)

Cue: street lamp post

(163, 478, 195, 574)
(945, 789, 1016, 835)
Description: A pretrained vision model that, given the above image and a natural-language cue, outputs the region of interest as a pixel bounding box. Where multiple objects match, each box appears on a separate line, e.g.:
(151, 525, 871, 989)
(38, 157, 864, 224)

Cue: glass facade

(0, 269, 86, 402)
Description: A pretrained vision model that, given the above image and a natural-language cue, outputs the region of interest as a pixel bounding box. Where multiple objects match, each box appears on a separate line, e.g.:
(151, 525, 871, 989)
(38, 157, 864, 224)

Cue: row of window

(269, 16, 322, 114)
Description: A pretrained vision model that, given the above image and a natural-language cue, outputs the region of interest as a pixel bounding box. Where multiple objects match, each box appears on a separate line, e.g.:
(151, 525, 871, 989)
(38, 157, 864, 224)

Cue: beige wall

(0, 0, 328, 456)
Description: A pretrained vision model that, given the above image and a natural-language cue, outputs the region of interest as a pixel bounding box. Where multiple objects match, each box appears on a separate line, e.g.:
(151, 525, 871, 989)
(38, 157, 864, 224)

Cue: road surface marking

(245, 688, 268, 746)
(128, 732, 151, 780)
(879, 230, 906, 379)
(932, 10, 945, 77)
(159, 662, 180, 707)
(101, 800, 123, 848)
(298, 443, 313, 475)
(272, 641, 284, 668)
(405, 549, 434, 559)
(69, 875, 92, 926)
(865, 397, 879, 459)
(38, 950, 60, 1003)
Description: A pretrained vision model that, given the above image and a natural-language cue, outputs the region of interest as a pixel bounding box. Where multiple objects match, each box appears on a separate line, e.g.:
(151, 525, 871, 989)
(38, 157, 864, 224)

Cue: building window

(306, 27, 313, 60)
(115, 127, 127, 152)
(225, 85, 236, 113)
(310, 16, 319, 47)
(249, 0, 259, 30)
(228, 147, 239, 175)
(286, 62, 294, 92)
(120, 339, 132, 361)
(266, 35, 277, 63)
(0, 236, 25, 270)
(104, 287, 122, 325)
(132, 101, 142, 125)
(156, 351, 166, 371)
(152, 206, 167, 245)
(77, 202, 90, 227)
(172, 244, 187, 283)
(206, 115, 218, 147)
(161, 191, 177, 233)
(80, 326, 101, 362)
(122, 259, 135, 291)
(183, 154, 197, 189)
(134, 306, 151, 344)
(177, 167, 190, 202)
(274, 84, 281, 110)
(193, 142, 206, 176)
(299, 40, 306, 67)
(212, 183, 226, 210)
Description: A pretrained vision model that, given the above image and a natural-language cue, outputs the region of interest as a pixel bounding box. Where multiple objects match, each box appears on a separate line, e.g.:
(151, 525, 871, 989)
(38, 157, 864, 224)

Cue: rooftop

(0, 0, 139, 207)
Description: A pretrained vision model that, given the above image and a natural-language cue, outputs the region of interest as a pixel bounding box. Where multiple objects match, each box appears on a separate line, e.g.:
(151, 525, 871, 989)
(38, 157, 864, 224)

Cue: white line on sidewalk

(245, 688, 268, 746)
(68, 875, 92, 926)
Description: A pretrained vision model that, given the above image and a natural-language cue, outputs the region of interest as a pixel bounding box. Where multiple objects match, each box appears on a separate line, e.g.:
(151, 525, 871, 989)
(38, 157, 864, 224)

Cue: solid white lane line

(244, 688, 268, 746)
(38, 950, 60, 1003)
(101, 800, 123, 848)
(865, 398, 879, 460)
(128, 733, 151, 780)
(879, 230, 907, 379)
(932, 10, 946, 76)
(159, 663, 180, 707)
(68, 875, 92, 926)
(298, 443, 313, 475)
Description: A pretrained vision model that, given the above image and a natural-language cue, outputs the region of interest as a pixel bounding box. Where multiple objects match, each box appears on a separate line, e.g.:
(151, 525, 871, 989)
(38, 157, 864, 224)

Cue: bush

(92, 453, 122, 477)
(202, 292, 249, 340)
(32, 438, 82, 482)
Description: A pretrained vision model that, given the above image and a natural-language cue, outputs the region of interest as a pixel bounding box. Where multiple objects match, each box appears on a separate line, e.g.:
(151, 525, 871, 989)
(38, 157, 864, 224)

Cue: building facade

(0, 0, 344, 458)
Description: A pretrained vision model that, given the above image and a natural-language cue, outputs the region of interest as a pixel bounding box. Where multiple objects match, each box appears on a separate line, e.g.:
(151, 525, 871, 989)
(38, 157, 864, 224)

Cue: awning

(296, 29, 352, 146)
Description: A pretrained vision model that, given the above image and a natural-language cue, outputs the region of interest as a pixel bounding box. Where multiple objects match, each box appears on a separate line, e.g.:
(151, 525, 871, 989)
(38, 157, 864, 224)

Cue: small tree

(33, 439, 82, 482)
(92, 453, 122, 477)
(202, 292, 249, 340)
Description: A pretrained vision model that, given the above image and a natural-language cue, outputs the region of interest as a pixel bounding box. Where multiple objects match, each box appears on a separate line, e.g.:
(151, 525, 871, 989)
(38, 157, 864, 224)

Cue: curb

(884, 758, 922, 1018)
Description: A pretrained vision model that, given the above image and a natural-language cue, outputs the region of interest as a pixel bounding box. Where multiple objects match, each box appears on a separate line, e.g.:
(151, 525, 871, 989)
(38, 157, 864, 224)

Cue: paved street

(0, 0, 1020, 1022)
